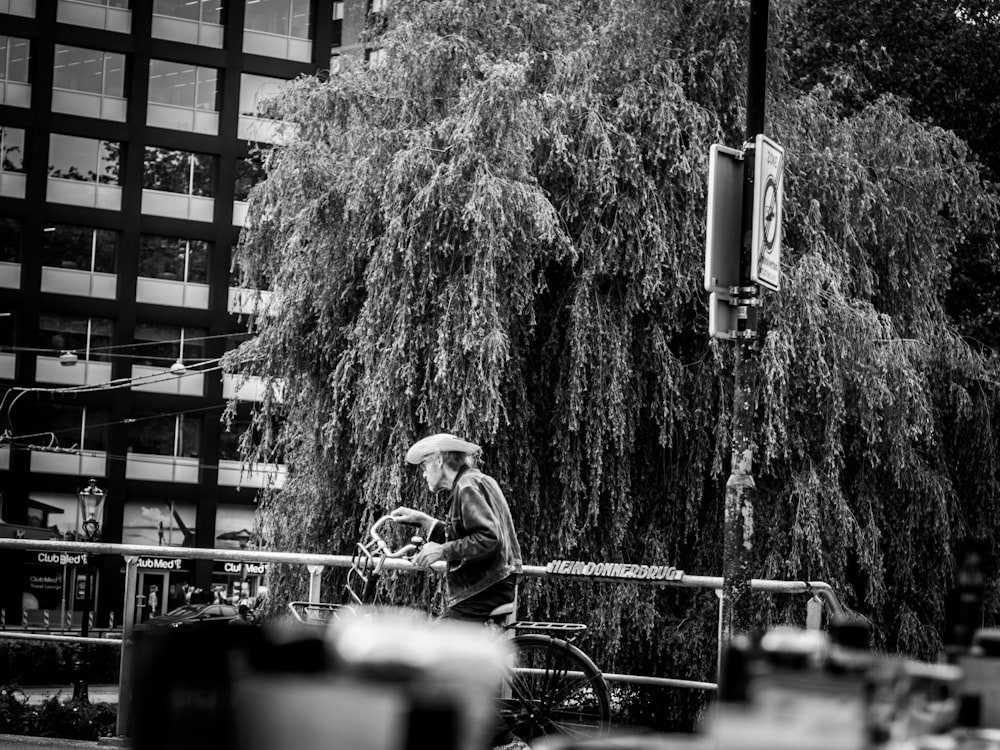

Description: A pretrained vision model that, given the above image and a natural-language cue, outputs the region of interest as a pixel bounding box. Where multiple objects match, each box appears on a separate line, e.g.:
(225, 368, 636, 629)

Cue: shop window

(41, 224, 116, 273)
(38, 313, 113, 361)
(138, 234, 209, 284)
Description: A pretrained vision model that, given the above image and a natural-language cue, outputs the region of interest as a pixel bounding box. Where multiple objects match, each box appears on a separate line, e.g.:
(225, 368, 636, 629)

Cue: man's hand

(411, 541, 445, 569)
(390, 506, 432, 527)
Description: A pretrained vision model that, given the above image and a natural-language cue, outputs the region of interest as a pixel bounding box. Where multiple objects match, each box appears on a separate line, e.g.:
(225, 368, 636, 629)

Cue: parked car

(135, 603, 240, 630)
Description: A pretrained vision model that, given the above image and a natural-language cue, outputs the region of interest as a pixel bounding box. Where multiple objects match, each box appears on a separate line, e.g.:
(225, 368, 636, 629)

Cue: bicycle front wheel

(500, 633, 611, 742)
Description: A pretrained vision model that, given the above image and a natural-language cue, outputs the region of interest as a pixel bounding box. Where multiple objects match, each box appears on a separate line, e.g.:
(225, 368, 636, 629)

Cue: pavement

(17, 687, 118, 706)
(0, 736, 124, 750)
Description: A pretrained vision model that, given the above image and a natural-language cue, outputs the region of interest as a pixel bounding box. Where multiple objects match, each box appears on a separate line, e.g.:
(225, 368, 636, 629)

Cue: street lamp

(74, 478, 106, 703)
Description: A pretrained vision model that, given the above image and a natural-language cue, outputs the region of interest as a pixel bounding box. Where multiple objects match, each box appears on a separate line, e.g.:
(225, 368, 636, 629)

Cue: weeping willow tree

(227, 0, 1000, 724)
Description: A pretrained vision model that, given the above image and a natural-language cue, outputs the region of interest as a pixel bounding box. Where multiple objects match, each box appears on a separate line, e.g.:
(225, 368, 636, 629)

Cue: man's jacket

(428, 465, 523, 607)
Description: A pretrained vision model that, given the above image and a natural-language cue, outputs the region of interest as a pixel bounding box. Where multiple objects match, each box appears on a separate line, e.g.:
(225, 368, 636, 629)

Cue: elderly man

(392, 433, 528, 750)
(391, 433, 523, 622)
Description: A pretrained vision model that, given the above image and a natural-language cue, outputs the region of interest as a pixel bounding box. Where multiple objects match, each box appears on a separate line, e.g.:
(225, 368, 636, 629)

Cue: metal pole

(115, 555, 140, 739)
(720, 0, 769, 664)
(73, 557, 93, 702)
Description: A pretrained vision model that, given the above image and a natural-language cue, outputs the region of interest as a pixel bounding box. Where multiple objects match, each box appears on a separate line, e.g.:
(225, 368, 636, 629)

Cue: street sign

(709, 291, 757, 340)
(704, 144, 744, 293)
(750, 134, 784, 291)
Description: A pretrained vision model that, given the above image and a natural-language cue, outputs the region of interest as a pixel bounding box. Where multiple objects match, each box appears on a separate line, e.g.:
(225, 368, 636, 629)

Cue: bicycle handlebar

(369, 515, 424, 559)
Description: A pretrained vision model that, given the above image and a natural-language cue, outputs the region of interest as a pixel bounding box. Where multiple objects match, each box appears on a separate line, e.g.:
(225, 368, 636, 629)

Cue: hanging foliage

(226, 0, 1000, 724)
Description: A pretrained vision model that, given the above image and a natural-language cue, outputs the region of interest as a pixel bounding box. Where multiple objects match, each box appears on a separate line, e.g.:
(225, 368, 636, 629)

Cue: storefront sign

(137, 557, 183, 570)
(546, 560, 685, 582)
(36, 552, 88, 566)
(29, 573, 63, 591)
(218, 561, 267, 575)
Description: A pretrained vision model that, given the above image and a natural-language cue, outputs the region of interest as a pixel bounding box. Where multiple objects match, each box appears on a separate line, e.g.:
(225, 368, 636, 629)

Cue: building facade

(0, 0, 370, 629)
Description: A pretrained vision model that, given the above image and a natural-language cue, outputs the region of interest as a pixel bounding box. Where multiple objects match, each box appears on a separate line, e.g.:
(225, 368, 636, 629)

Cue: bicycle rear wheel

(500, 633, 611, 742)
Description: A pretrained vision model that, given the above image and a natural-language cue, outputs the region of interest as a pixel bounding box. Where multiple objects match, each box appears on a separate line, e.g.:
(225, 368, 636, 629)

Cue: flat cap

(405, 433, 481, 464)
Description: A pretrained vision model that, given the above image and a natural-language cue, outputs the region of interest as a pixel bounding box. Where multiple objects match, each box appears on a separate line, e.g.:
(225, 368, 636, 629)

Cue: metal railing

(0, 536, 844, 740)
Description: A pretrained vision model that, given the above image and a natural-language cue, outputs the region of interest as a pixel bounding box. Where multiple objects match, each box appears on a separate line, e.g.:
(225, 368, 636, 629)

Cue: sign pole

(720, 0, 769, 670)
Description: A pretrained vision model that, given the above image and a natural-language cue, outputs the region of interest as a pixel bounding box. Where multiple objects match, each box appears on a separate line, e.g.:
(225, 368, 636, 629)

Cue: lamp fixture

(169, 360, 186, 374)
(59, 351, 79, 366)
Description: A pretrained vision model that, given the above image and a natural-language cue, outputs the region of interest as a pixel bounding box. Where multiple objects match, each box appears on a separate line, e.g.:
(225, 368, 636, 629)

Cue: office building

(0, 0, 370, 629)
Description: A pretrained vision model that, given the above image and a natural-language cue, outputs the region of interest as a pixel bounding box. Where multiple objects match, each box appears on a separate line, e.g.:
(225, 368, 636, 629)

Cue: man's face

(421, 453, 444, 491)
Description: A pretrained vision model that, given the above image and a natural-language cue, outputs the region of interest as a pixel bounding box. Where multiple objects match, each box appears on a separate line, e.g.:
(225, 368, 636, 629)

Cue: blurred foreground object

(131, 606, 511, 750)
(702, 620, 961, 750)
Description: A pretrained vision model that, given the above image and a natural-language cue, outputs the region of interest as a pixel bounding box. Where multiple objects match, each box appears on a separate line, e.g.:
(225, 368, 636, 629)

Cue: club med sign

(546, 560, 684, 582)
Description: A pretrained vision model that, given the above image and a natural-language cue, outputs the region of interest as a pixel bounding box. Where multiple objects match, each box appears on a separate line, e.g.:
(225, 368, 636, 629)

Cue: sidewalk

(17, 687, 118, 706)
(0, 736, 126, 750)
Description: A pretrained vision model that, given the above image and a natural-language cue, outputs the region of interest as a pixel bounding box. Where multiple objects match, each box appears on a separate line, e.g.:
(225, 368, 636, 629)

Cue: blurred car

(135, 603, 240, 630)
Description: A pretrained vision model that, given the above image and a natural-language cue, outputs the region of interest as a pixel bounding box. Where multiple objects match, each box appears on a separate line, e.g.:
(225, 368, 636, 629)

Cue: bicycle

(289, 515, 612, 743)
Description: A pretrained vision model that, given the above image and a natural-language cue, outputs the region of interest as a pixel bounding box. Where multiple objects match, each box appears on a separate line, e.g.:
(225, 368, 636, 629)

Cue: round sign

(762, 176, 778, 252)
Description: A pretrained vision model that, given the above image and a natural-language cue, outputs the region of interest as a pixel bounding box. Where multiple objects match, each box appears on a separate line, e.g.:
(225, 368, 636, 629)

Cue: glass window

(75, 0, 130, 7)
(238, 73, 287, 117)
(53, 45, 125, 97)
(148, 59, 219, 111)
(245, 0, 310, 39)
(138, 235, 210, 283)
(1, 36, 31, 83)
(234, 152, 266, 201)
(48, 134, 120, 184)
(0, 218, 21, 263)
(41, 224, 116, 274)
(153, 0, 222, 24)
(143, 146, 214, 197)
(38, 314, 114, 361)
(129, 413, 202, 457)
(35, 404, 110, 451)
(133, 324, 208, 366)
(1, 127, 25, 174)
(0, 311, 13, 349)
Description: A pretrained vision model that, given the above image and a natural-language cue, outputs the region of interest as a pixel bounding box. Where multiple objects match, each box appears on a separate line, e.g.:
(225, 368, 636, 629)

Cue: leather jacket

(427, 465, 523, 607)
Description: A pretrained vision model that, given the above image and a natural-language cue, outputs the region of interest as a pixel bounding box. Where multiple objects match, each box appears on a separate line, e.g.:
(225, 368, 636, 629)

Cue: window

(234, 153, 266, 201)
(245, 0, 310, 39)
(0, 310, 13, 349)
(143, 147, 214, 197)
(219, 413, 249, 461)
(153, 0, 221, 24)
(48, 134, 120, 184)
(0, 218, 20, 263)
(133, 324, 207, 367)
(74, 0, 130, 7)
(129, 413, 202, 457)
(41, 224, 116, 273)
(1, 36, 30, 84)
(138, 235, 209, 284)
(148, 59, 218, 110)
(1, 127, 25, 174)
(238, 74, 286, 118)
(53, 45, 125, 97)
(38, 314, 114, 361)
(36, 403, 110, 452)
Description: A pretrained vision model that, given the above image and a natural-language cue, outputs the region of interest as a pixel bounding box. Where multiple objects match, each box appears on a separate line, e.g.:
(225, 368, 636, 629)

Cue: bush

(0, 640, 120, 685)
(0, 685, 117, 741)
